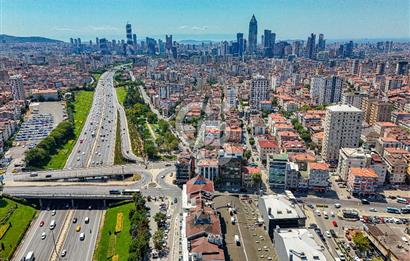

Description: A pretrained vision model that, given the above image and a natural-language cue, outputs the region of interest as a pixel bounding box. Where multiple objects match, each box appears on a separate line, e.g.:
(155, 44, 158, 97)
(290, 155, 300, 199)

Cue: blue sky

(1, 0, 409, 41)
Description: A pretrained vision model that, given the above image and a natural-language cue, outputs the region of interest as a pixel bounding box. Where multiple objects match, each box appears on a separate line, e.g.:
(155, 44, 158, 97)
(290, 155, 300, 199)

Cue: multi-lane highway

(13, 71, 120, 261)
(14, 209, 68, 261)
(60, 209, 103, 261)
(65, 70, 117, 169)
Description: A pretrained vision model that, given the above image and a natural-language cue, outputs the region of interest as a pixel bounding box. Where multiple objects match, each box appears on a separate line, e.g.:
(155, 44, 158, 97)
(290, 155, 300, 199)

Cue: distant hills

(0, 34, 62, 43)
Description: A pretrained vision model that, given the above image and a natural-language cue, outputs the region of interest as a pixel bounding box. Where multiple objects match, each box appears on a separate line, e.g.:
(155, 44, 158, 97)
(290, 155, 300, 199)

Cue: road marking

(235, 212, 249, 261)
(51, 210, 74, 261)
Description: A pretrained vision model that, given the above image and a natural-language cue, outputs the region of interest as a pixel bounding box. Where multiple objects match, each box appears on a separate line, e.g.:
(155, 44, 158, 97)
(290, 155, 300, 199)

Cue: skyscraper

(317, 33, 326, 52)
(133, 34, 137, 46)
(126, 23, 133, 45)
(321, 104, 363, 163)
(165, 34, 173, 53)
(236, 33, 244, 57)
(248, 15, 258, 54)
(263, 30, 275, 58)
(304, 33, 316, 59)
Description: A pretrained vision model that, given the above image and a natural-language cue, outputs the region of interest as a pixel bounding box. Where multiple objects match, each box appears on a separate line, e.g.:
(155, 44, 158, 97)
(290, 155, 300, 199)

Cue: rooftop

(260, 194, 305, 220)
(327, 104, 362, 112)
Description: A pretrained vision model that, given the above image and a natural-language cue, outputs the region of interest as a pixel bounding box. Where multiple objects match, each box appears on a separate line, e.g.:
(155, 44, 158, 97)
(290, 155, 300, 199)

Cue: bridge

(13, 164, 149, 181)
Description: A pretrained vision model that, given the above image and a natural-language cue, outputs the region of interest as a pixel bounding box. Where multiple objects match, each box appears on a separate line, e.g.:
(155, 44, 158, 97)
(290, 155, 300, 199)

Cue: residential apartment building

(9, 74, 25, 101)
(308, 162, 330, 192)
(321, 105, 363, 164)
(362, 98, 393, 125)
(250, 74, 270, 112)
(337, 147, 371, 181)
(347, 167, 378, 196)
(267, 153, 288, 188)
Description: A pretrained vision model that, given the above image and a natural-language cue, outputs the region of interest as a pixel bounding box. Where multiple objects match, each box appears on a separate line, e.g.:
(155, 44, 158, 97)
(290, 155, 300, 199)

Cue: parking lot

(213, 195, 277, 261)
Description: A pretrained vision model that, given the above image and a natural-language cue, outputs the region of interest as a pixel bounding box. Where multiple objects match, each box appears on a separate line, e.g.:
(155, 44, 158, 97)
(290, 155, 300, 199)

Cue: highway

(65, 70, 117, 169)
(60, 209, 103, 261)
(13, 209, 68, 261)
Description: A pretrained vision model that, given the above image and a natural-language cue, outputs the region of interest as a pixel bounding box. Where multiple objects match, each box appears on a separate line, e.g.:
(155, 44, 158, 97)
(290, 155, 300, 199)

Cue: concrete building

(310, 76, 325, 104)
(337, 147, 371, 181)
(274, 228, 327, 261)
(318, 76, 343, 105)
(347, 167, 378, 196)
(341, 91, 368, 109)
(258, 194, 306, 239)
(308, 162, 330, 192)
(267, 153, 288, 188)
(175, 152, 195, 185)
(250, 75, 270, 112)
(362, 98, 393, 125)
(321, 105, 363, 164)
(9, 75, 25, 101)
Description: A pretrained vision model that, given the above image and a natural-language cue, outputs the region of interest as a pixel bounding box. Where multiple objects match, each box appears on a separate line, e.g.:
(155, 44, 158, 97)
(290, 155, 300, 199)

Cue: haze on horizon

(1, 0, 409, 42)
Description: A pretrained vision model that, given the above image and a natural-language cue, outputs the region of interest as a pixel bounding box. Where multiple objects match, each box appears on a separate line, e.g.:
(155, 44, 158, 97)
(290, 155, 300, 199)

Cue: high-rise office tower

(126, 23, 133, 45)
(250, 74, 270, 112)
(321, 104, 363, 163)
(96, 37, 99, 48)
(343, 41, 354, 58)
(236, 33, 244, 57)
(317, 33, 326, 52)
(9, 75, 25, 101)
(396, 61, 408, 75)
(133, 34, 137, 46)
(165, 34, 173, 53)
(77, 38, 81, 46)
(70, 38, 74, 45)
(263, 30, 275, 58)
(304, 33, 316, 59)
(248, 15, 258, 54)
(351, 59, 360, 75)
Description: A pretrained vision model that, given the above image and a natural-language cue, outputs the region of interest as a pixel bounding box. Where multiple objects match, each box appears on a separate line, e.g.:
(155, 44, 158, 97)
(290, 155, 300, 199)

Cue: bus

(397, 198, 409, 204)
(25, 251, 34, 261)
(122, 189, 140, 195)
(386, 207, 401, 214)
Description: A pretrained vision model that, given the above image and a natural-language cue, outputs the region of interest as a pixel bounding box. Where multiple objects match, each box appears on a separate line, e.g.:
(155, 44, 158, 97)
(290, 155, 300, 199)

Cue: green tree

(153, 229, 165, 250)
(147, 112, 158, 124)
(244, 150, 252, 160)
(251, 172, 262, 188)
(249, 137, 255, 146)
(352, 232, 370, 252)
(154, 212, 166, 228)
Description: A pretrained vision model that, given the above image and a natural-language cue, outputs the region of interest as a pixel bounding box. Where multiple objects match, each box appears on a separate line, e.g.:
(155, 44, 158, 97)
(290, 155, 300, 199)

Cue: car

(369, 208, 377, 212)
(325, 231, 331, 238)
(61, 249, 67, 257)
(40, 221, 44, 227)
(309, 223, 318, 229)
(76, 225, 81, 232)
(307, 204, 315, 209)
(52, 210, 56, 216)
(361, 199, 370, 205)
(329, 229, 337, 238)
(73, 218, 77, 223)
(85, 217, 89, 224)
(161, 175, 165, 179)
(41, 232, 46, 240)
(79, 233, 85, 241)
(315, 210, 321, 216)
(332, 220, 338, 227)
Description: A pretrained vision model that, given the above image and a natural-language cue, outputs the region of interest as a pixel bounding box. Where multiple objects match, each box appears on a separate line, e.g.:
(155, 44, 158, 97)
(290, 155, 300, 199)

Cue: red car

(40, 220, 45, 227)
(332, 220, 338, 227)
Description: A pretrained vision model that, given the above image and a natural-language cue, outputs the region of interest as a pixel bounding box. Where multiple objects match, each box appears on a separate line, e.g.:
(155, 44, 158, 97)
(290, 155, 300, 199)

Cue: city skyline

(1, 0, 409, 42)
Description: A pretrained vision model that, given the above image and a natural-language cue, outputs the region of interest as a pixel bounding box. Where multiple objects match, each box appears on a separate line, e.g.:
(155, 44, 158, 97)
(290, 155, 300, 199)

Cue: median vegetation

(94, 193, 150, 261)
(0, 197, 36, 260)
(25, 90, 94, 169)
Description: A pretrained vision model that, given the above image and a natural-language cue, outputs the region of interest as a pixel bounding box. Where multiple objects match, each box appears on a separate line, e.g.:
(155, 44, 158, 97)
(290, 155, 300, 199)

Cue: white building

(250, 74, 270, 112)
(337, 147, 370, 181)
(9, 75, 25, 101)
(224, 86, 237, 109)
(274, 228, 328, 261)
(319, 76, 343, 105)
(310, 76, 325, 104)
(321, 104, 363, 163)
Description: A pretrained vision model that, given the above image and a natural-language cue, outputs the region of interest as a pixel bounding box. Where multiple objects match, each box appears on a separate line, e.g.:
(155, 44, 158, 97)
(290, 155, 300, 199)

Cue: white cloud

(178, 25, 208, 31)
(53, 25, 120, 33)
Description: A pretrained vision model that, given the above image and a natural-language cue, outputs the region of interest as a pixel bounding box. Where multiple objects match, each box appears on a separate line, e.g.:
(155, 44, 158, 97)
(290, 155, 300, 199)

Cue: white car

(41, 232, 46, 239)
(79, 233, 85, 241)
(325, 231, 331, 238)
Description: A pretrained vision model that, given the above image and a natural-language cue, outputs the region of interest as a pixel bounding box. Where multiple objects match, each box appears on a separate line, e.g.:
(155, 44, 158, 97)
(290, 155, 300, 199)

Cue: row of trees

(25, 120, 74, 168)
(127, 193, 150, 261)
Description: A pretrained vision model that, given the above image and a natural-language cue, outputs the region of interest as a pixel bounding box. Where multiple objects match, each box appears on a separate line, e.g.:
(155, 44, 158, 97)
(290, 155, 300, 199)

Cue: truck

(234, 235, 240, 246)
(231, 216, 236, 225)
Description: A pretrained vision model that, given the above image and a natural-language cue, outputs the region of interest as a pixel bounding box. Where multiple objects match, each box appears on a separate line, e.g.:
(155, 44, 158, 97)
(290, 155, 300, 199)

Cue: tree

(251, 173, 262, 188)
(147, 112, 158, 124)
(352, 232, 370, 252)
(153, 229, 165, 250)
(244, 150, 252, 160)
(154, 212, 166, 228)
(249, 137, 255, 146)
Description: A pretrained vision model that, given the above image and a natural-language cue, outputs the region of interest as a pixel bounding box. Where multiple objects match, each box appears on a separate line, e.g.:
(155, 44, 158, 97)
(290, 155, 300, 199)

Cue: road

(13, 209, 68, 261)
(60, 209, 104, 261)
(65, 70, 117, 169)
